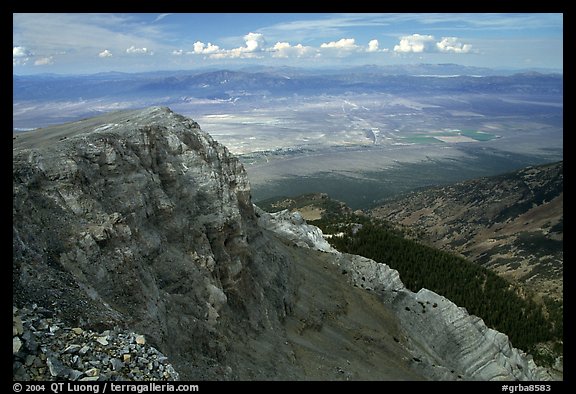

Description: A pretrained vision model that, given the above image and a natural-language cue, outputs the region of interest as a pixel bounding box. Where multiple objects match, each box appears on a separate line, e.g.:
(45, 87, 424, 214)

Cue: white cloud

(193, 41, 204, 53)
(393, 34, 435, 53)
(273, 42, 291, 51)
(13, 46, 31, 58)
(367, 39, 379, 52)
(271, 42, 317, 58)
(13, 46, 32, 66)
(206, 34, 387, 60)
(208, 32, 266, 59)
(172, 49, 184, 56)
(34, 56, 54, 66)
(98, 49, 112, 58)
(193, 41, 220, 54)
(320, 38, 357, 49)
(271, 37, 388, 57)
(436, 37, 472, 53)
(126, 46, 150, 55)
(393, 34, 472, 54)
(244, 32, 266, 52)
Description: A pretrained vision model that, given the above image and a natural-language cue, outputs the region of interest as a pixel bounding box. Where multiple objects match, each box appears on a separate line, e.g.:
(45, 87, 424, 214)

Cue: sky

(13, 13, 563, 75)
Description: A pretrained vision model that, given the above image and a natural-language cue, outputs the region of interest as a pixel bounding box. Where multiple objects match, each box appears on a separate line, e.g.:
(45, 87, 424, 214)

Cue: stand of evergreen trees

(316, 218, 559, 357)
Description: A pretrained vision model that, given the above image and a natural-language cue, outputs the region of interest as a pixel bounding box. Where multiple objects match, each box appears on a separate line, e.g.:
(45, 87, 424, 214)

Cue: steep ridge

(13, 107, 554, 380)
(257, 209, 555, 380)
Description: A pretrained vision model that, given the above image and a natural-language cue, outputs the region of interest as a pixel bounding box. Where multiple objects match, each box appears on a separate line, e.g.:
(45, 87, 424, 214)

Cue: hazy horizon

(12, 63, 564, 78)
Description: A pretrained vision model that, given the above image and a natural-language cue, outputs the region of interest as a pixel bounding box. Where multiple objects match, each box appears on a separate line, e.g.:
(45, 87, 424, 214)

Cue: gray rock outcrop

(256, 207, 335, 252)
(342, 255, 553, 380)
(13, 107, 295, 380)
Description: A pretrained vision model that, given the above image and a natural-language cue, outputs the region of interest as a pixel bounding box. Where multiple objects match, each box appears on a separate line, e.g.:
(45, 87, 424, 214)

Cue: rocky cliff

(13, 107, 554, 381)
(13, 107, 297, 380)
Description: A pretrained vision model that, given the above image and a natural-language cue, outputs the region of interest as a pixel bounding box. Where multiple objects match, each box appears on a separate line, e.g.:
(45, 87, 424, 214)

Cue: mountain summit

(13, 107, 555, 380)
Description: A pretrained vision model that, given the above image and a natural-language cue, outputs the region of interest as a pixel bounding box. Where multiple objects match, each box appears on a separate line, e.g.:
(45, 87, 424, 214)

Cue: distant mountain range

(13, 64, 563, 102)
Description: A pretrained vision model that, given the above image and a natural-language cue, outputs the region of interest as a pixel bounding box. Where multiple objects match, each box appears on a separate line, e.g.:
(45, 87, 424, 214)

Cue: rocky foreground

(13, 107, 558, 380)
(13, 305, 179, 381)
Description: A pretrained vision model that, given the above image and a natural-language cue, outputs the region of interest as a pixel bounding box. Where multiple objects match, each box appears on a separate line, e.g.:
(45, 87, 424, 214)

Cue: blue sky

(13, 13, 563, 74)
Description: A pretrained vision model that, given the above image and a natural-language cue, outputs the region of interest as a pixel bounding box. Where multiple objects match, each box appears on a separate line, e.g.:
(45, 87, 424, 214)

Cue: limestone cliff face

(255, 208, 334, 252)
(13, 107, 295, 379)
